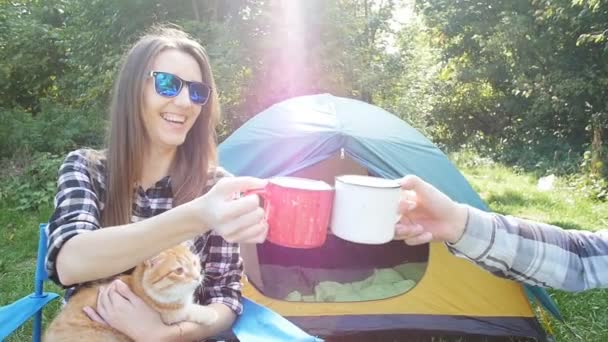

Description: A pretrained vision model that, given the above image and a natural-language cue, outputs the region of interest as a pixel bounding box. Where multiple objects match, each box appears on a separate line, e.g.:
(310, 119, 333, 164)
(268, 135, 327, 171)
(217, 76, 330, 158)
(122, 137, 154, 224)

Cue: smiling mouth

(161, 113, 186, 124)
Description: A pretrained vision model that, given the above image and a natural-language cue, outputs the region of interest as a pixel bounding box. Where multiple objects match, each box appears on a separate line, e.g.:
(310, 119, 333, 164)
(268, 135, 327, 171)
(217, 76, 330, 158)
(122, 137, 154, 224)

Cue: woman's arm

(46, 151, 207, 286)
(56, 204, 205, 286)
(48, 151, 265, 287)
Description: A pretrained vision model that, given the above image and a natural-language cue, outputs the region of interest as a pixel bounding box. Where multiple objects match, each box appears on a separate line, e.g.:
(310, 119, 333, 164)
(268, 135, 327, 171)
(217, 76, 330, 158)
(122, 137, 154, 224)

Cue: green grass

(1, 161, 608, 341)
(0, 204, 63, 342)
(462, 164, 608, 231)
(459, 162, 608, 342)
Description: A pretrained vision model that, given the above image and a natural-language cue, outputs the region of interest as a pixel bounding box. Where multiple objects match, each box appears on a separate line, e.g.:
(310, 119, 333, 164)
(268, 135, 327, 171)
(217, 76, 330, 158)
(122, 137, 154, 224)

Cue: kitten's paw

(189, 305, 218, 326)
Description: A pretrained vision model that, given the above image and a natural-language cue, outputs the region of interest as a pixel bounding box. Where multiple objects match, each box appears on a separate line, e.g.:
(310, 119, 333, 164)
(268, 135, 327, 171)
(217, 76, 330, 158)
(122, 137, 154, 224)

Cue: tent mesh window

(241, 153, 430, 303)
(244, 236, 429, 303)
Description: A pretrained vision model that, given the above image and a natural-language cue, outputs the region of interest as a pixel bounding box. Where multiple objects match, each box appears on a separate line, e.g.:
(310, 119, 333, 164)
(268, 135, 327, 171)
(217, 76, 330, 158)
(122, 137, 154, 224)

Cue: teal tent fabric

(218, 93, 562, 321)
(219, 93, 485, 208)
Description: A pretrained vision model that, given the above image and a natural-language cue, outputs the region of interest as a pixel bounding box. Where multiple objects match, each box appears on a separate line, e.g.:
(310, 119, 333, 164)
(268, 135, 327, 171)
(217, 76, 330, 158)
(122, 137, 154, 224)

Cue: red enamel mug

(246, 176, 334, 248)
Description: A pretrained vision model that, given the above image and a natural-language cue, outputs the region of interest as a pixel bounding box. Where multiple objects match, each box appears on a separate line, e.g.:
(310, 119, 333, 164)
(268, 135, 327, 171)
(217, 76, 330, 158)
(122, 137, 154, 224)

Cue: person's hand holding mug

(195, 176, 269, 243)
(394, 175, 469, 245)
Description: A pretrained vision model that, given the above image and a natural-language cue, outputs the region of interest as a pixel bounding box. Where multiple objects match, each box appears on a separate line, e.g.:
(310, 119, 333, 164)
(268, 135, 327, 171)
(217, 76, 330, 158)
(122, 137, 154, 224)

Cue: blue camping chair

(0, 224, 60, 342)
(0, 223, 321, 342)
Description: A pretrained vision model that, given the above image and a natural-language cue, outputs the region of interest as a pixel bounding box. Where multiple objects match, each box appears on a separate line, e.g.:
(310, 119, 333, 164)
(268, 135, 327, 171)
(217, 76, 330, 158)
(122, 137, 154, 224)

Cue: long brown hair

(102, 26, 220, 227)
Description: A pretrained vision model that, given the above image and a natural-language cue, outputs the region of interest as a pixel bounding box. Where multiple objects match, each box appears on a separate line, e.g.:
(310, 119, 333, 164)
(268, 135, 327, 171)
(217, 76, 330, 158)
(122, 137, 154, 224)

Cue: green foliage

(0, 1, 66, 111)
(0, 101, 105, 159)
(1, 0, 606, 204)
(570, 148, 608, 200)
(0, 152, 63, 211)
(417, 0, 608, 186)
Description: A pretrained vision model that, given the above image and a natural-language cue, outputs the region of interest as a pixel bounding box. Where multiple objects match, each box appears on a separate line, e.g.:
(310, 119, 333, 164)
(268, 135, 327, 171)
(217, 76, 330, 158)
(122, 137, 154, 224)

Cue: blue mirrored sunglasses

(149, 71, 211, 105)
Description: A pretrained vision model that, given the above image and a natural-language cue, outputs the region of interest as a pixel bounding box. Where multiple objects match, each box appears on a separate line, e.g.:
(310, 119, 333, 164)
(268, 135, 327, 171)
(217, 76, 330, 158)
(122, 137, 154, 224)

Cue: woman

(45, 27, 268, 341)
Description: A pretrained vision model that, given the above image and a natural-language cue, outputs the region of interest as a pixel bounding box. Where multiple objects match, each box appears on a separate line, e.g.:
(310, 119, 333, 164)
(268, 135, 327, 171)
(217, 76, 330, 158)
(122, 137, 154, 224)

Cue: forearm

(163, 303, 236, 342)
(448, 206, 608, 291)
(57, 203, 208, 286)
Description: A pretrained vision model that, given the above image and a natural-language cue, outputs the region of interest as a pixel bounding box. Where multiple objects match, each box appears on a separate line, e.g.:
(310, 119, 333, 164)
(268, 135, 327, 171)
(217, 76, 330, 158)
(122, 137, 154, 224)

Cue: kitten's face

(142, 245, 202, 300)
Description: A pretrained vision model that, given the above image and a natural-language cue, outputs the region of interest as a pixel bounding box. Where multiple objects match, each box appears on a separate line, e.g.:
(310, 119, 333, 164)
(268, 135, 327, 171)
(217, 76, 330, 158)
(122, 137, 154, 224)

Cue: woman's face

(142, 49, 203, 151)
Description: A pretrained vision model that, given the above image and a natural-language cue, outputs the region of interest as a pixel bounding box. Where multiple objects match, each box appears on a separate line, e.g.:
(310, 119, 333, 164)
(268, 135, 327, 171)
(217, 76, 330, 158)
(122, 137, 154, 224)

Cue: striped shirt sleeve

(45, 150, 102, 287)
(447, 206, 608, 291)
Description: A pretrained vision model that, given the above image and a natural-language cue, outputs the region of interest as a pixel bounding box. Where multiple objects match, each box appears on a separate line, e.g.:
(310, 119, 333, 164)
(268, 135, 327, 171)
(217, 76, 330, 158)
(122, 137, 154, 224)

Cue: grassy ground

(458, 161, 608, 342)
(0, 204, 63, 341)
(2, 161, 608, 341)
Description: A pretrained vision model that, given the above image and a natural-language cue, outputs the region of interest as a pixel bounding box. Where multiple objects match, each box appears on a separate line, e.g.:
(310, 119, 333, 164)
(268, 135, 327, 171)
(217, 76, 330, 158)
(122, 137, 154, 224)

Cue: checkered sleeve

(196, 232, 244, 314)
(194, 167, 244, 314)
(45, 150, 102, 287)
(448, 206, 608, 291)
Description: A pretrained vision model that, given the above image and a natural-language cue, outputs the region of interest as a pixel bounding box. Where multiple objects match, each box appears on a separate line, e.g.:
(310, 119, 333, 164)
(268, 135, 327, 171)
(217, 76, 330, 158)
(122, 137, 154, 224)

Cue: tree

(417, 0, 607, 173)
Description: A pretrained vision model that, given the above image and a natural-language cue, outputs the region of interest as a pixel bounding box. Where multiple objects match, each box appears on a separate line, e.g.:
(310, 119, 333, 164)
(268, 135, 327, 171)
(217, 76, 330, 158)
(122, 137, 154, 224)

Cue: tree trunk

(591, 123, 604, 176)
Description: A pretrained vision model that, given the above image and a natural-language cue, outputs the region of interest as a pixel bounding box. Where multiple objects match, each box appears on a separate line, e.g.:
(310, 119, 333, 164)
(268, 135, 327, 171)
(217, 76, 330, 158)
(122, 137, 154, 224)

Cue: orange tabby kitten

(44, 244, 217, 342)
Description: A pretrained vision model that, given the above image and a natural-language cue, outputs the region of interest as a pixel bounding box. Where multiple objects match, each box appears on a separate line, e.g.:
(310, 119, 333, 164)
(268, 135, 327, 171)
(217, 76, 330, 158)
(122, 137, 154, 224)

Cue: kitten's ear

(145, 254, 164, 268)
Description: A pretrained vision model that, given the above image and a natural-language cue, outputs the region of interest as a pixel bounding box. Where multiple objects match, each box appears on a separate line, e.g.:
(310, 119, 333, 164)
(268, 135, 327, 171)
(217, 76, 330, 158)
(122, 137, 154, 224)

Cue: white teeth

(161, 113, 186, 123)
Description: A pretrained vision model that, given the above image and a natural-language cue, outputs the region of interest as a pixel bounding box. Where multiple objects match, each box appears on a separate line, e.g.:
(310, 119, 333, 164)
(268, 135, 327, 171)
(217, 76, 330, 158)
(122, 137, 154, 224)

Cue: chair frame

(0, 224, 60, 341)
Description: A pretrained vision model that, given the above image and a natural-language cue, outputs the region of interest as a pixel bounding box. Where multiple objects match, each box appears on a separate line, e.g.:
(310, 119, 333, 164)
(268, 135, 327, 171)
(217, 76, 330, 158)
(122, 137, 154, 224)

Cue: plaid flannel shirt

(45, 149, 244, 314)
(447, 206, 608, 291)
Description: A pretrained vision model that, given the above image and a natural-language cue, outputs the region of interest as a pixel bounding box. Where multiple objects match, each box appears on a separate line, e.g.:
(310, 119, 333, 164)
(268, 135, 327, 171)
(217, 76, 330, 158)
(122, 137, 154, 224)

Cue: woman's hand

(394, 175, 469, 245)
(83, 279, 171, 342)
(195, 176, 270, 243)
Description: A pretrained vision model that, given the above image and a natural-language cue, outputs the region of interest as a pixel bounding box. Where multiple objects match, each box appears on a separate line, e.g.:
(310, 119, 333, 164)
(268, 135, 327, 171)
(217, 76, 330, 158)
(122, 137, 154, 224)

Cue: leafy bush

(496, 140, 583, 177)
(449, 146, 496, 169)
(450, 140, 607, 202)
(0, 152, 63, 211)
(569, 149, 608, 201)
(0, 100, 106, 159)
(0, 100, 105, 211)
(0, 107, 33, 159)
(568, 173, 607, 201)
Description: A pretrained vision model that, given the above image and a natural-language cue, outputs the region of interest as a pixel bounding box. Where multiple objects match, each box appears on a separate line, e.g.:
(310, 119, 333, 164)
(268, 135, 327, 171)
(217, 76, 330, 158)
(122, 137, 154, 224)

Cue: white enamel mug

(330, 175, 401, 244)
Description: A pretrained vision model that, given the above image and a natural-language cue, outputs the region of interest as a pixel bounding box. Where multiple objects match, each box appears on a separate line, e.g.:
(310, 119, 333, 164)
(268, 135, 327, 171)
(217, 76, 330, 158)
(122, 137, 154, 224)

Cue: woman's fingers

(96, 285, 111, 320)
(97, 286, 108, 308)
(83, 306, 107, 325)
(113, 279, 137, 304)
(107, 282, 131, 309)
(223, 194, 261, 220)
(220, 207, 266, 238)
(215, 177, 268, 198)
(224, 220, 268, 243)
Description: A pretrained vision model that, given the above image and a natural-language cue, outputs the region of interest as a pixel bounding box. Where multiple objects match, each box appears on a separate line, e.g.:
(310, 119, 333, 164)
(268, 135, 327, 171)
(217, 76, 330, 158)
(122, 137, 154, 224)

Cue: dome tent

(219, 93, 560, 340)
